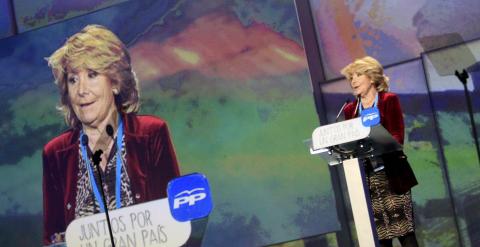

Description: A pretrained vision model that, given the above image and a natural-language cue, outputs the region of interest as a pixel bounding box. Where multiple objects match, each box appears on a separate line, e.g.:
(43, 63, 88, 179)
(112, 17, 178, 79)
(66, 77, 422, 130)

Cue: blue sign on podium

(167, 173, 213, 222)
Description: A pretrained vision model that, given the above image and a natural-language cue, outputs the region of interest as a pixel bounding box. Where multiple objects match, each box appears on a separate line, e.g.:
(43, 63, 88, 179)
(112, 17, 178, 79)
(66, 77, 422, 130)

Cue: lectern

(309, 117, 402, 247)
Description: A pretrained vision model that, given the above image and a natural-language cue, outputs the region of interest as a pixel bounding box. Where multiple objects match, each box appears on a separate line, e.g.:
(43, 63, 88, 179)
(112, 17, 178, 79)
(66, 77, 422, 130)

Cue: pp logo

(167, 173, 213, 222)
(361, 107, 380, 127)
(173, 188, 206, 209)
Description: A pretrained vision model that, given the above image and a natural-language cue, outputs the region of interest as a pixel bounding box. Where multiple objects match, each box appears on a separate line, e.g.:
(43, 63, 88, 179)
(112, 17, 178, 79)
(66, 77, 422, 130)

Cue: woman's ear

(110, 79, 120, 95)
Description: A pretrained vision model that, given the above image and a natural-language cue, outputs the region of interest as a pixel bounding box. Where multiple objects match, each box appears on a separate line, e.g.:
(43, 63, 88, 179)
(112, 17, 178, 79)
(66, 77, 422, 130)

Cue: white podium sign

(65, 198, 191, 247)
(311, 118, 370, 150)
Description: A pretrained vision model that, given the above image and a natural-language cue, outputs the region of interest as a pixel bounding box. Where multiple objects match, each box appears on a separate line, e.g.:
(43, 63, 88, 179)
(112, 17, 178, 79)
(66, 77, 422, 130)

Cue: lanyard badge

(79, 115, 124, 212)
(359, 93, 380, 127)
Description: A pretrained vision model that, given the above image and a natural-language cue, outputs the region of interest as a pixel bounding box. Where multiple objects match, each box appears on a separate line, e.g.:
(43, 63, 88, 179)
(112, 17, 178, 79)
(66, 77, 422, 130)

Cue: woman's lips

(80, 102, 94, 108)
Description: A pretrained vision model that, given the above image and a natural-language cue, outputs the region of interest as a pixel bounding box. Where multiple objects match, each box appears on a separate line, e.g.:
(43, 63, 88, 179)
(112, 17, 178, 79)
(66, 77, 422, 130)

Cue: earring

(113, 88, 119, 95)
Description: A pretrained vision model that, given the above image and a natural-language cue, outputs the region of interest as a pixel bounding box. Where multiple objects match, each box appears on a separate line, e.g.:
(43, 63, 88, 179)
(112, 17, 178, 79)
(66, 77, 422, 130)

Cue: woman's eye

(88, 70, 98, 78)
(67, 76, 77, 84)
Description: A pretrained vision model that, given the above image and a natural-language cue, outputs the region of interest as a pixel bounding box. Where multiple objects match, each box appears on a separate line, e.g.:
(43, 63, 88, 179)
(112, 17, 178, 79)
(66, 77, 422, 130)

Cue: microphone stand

(92, 150, 116, 247)
(330, 99, 357, 158)
(455, 69, 480, 165)
(334, 99, 350, 122)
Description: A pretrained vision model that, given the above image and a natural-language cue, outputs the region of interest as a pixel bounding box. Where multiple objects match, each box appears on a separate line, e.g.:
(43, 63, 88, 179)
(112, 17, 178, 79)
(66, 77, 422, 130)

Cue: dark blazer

(344, 92, 418, 194)
(42, 113, 180, 245)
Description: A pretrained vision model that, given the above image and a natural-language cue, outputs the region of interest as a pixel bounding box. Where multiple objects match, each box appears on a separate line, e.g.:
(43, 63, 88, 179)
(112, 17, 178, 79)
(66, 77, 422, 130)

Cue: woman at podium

(42, 25, 180, 246)
(341, 56, 419, 247)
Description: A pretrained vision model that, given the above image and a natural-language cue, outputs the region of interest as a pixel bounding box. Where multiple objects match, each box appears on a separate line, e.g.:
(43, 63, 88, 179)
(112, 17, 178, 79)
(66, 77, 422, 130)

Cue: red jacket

(344, 92, 417, 194)
(42, 113, 180, 245)
(344, 92, 405, 144)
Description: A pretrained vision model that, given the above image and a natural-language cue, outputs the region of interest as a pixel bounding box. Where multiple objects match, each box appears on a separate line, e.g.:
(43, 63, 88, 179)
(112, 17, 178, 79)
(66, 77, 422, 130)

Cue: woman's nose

(77, 76, 89, 96)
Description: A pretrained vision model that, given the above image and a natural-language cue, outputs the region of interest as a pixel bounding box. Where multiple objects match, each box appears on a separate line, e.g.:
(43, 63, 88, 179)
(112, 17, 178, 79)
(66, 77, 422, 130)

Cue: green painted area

(437, 112, 479, 145)
(443, 146, 480, 192)
(0, 150, 42, 214)
(404, 142, 447, 206)
(138, 72, 335, 240)
(9, 84, 62, 135)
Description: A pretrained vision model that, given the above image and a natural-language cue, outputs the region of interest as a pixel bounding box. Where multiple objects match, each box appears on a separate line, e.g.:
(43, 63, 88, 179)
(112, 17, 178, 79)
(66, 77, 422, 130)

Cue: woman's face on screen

(350, 73, 375, 97)
(67, 68, 118, 129)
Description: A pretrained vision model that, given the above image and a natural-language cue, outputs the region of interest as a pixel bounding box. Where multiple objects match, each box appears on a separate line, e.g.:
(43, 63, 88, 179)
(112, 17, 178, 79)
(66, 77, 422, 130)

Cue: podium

(45, 174, 212, 247)
(309, 118, 402, 247)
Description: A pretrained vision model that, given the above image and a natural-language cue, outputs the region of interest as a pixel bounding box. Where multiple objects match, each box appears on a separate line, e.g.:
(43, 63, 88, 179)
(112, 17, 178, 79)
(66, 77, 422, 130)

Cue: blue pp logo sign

(361, 107, 380, 127)
(167, 173, 213, 222)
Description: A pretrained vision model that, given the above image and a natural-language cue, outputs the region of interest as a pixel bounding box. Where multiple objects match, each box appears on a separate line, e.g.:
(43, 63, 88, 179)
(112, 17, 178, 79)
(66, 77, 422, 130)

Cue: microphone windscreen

(106, 124, 114, 138)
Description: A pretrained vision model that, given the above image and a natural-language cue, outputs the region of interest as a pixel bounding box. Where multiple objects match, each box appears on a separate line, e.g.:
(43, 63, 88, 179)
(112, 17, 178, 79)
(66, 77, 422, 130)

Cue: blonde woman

(342, 56, 419, 247)
(43, 25, 180, 245)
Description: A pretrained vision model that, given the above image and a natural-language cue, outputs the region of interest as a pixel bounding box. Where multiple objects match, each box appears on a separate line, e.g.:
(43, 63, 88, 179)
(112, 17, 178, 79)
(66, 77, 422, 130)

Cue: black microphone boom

(82, 133, 116, 247)
(92, 151, 116, 247)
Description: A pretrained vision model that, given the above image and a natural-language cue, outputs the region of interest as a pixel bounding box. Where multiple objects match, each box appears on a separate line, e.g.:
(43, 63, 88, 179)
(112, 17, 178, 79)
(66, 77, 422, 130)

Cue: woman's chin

(79, 118, 98, 128)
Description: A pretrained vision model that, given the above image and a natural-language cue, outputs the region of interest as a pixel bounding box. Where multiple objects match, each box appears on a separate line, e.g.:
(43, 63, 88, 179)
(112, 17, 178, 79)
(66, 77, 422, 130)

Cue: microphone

(81, 134, 104, 170)
(335, 99, 351, 122)
(92, 150, 104, 166)
(106, 124, 114, 138)
(455, 69, 469, 85)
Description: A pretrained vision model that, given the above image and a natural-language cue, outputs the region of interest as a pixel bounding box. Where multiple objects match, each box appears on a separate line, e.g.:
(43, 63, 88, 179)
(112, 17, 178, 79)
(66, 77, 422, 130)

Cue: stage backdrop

(422, 39, 480, 247)
(0, 0, 339, 246)
(311, 0, 480, 246)
(310, 0, 480, 80)
(12, 0, 128, 33)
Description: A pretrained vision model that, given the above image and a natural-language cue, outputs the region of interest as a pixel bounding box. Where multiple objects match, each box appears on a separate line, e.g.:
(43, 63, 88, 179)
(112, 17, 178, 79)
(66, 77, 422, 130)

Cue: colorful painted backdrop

(313, 1, 480, 246)
(0, 0, 339, 246)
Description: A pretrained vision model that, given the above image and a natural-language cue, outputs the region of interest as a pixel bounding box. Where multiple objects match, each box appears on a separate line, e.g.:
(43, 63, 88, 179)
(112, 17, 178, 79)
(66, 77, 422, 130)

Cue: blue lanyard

(358, 93, 378, 114)
(79, 115, 124, 213)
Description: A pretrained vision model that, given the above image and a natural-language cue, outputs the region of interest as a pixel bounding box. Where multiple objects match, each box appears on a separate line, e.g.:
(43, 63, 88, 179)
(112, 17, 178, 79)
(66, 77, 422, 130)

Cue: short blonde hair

(340, 56, 389, 92)
(47, 24, 139, 128)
